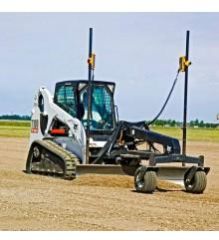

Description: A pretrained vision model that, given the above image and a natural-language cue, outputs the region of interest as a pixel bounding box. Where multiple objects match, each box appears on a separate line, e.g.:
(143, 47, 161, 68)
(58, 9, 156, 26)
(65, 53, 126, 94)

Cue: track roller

(134, 166, 157, 193)
(184, 168, 207, 194)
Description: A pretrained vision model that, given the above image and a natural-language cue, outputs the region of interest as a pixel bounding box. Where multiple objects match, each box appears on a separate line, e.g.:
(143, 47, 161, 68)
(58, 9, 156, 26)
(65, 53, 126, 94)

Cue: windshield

(80, 85, 114, 130)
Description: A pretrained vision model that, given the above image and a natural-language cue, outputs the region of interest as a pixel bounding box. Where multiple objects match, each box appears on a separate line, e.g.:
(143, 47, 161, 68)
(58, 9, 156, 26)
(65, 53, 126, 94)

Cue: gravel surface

(0, 138, 218, 230)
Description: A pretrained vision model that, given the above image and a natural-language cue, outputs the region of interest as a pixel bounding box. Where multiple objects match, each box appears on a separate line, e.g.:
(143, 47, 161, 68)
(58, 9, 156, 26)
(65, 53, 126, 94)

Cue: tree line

(0, 114, 31, 121)
(152, 119, 218, 128)
(0, 114, 218, 128)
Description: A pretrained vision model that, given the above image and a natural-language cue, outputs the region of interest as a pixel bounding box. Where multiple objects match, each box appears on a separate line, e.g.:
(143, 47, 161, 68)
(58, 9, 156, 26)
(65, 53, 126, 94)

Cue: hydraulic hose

(147, 71, 180, 125)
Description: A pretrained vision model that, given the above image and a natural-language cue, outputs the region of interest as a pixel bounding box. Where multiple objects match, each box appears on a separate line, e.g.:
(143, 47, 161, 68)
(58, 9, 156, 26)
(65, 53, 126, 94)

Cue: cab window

(80, 85, 114, 130)
(55, 84, 77, 118)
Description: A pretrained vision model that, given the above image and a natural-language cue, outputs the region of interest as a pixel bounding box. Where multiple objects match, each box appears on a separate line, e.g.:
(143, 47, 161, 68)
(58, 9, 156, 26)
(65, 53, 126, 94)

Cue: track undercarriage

(26, 139, 78, 180)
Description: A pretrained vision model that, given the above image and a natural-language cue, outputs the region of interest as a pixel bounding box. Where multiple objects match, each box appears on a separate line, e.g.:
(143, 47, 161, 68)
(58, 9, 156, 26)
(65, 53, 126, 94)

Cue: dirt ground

(0, 137, 218, 230)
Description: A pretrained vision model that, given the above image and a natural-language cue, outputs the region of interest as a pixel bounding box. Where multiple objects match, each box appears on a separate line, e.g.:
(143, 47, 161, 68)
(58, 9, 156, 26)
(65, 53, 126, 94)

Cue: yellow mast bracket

(178, 56, 191, 72)
(87, 53, 96, 70)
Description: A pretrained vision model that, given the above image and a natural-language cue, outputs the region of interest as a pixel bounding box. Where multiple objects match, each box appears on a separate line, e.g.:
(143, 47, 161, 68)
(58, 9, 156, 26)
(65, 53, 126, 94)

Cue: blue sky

(0, 13, 218, 122)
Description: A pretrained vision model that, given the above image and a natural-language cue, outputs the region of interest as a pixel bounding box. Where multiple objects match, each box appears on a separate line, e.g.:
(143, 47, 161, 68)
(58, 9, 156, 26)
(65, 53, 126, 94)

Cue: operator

(81, 91, 102, 123)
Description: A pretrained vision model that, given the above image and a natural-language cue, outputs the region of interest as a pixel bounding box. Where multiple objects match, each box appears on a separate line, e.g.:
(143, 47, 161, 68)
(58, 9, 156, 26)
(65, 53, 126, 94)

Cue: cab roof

(55, 79, 116, 86)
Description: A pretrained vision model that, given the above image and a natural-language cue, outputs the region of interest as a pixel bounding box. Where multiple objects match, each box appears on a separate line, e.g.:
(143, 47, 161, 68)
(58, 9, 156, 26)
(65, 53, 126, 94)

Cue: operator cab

(54, 80, 117, 139)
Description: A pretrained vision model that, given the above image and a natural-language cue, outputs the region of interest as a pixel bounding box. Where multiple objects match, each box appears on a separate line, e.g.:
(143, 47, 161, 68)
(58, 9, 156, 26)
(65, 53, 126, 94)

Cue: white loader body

(30, 87, 87, 163)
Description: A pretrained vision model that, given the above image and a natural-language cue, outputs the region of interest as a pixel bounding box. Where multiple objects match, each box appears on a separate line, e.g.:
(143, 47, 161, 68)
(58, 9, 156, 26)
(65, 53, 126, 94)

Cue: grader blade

(157, 166, 210, 181)
(76, 164, 125, 176)
(157, 166, 194, 181)
(76, 164, 210, 182)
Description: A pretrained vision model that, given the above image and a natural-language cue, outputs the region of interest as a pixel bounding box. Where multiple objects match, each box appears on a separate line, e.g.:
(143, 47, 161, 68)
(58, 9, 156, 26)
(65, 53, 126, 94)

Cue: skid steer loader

(25, 29, 210, 193)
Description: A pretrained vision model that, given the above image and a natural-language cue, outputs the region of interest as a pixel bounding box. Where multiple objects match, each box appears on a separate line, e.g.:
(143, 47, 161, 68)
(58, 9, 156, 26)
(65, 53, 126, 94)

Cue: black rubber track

(26, 139, 79, 180)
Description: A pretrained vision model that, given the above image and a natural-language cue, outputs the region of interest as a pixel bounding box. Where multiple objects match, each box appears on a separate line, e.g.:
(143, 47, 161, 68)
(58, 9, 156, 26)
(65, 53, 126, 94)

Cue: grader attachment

(26, 118, 210, 194)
